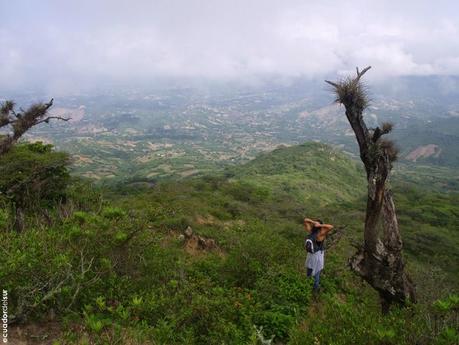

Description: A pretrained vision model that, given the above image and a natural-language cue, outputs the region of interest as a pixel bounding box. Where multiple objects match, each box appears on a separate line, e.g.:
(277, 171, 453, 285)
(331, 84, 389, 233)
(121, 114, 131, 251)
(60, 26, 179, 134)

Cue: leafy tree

(326, 67, 416, 312)
(0, 142, 70, 231)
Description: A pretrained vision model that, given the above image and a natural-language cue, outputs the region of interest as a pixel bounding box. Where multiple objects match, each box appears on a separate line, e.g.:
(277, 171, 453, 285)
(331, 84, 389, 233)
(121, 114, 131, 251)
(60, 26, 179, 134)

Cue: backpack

(305, 228, 320, 254)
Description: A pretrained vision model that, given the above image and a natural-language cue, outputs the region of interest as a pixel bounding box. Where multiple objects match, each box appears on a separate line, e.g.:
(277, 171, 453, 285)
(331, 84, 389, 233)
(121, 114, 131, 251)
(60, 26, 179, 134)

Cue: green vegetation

(1, 142, 458, 344)
(0, 142, 70, 231)
(0, 142, 69, 206)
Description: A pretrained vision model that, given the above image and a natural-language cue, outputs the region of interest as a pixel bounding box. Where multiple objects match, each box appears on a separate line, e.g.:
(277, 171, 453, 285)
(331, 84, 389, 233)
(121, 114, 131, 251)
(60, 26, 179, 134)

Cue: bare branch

(45, 98, 54, 108)
(356, 66, 371, 80)
(35, 116, 71, 126)
(325, 80, 339, 88)
(0, 98, 68, 155)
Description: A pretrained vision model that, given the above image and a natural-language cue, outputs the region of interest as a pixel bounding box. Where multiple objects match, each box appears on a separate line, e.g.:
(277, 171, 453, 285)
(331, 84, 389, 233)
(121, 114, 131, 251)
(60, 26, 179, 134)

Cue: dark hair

(311, 220, 323, 234)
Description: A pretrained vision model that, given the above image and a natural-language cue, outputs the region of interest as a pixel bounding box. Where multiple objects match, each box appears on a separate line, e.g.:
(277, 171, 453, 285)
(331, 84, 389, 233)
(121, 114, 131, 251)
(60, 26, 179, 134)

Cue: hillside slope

(3, 142, 458, 345)
(228, 142, 365, 205)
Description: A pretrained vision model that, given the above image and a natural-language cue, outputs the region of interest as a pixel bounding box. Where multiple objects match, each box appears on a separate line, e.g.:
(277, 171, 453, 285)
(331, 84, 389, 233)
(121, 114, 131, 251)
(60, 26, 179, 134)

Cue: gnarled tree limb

(0, 98, 69, 155)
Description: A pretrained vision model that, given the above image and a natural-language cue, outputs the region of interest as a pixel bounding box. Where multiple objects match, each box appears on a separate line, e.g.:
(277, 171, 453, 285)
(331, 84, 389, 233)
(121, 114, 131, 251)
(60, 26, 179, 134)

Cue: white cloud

(0, 0, 458, 92)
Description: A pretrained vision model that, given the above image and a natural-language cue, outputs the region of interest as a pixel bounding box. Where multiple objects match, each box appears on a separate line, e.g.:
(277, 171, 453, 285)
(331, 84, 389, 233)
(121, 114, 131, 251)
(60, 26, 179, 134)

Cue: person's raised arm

(318, 223, 334, 236)
(303, 218, 315, 233)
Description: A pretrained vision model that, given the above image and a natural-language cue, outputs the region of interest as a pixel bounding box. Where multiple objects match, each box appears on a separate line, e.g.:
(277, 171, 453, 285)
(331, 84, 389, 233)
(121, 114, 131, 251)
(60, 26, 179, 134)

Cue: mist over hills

(5, 75, 456, 184)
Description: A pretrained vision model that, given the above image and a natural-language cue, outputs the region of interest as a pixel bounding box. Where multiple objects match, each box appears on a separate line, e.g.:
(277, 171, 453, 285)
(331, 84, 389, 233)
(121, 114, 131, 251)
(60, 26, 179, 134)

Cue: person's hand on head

(304, 218, 313, 233)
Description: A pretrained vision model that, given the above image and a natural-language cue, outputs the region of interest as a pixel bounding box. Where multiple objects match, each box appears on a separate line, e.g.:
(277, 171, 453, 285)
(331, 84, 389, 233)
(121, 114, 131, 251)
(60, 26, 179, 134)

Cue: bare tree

(0, 98, 68, 155)
(326, 67, 416, 313)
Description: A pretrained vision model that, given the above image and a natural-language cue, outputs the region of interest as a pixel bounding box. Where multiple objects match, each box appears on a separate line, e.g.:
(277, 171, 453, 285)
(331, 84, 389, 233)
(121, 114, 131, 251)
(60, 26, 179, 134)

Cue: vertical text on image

(2, 289, 7, 343)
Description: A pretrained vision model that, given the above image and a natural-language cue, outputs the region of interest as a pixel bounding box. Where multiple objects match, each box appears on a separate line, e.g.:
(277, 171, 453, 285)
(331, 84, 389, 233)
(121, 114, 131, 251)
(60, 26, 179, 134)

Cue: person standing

(303, 218, 334, 292)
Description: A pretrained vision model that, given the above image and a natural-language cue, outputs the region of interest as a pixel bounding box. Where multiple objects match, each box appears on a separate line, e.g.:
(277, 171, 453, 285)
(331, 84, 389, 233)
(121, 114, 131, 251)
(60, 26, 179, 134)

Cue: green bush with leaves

(0, 206, 149, 323)
(0, 208, 9, 229)
(0, 142, 70, 207)
(0, 142, 70, 230)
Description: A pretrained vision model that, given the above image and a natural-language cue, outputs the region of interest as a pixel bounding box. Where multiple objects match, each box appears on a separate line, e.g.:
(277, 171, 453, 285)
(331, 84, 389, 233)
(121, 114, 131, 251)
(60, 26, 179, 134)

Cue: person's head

(312, 219, 324, 233)
(304, 218, 323, 233)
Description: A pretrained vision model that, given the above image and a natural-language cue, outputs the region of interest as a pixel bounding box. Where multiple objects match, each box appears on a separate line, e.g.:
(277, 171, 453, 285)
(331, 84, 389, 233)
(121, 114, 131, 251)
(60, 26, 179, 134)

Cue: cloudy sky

(1, 0, 458, 92)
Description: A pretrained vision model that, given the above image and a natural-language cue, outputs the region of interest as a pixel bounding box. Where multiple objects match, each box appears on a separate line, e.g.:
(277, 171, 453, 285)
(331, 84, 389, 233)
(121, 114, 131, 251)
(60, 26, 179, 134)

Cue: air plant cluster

(0, 99, 69, 155)
(328, 75, 370, 113)
(326, 67, 398, 165)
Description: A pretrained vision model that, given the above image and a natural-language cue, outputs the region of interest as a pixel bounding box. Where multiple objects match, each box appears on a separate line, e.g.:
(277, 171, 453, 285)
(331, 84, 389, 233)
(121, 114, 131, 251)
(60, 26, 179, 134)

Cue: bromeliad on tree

(0, 99, 69, 155)
(325, 67, 416, 313)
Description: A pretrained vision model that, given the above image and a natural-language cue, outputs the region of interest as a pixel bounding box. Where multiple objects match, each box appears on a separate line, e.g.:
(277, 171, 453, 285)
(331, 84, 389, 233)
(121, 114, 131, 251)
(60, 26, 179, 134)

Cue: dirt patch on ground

(406, 144, 441, 162)
(195, 214, 217, 225)
(9, 322, 64, 345)
(222, 219, 246, 230)
(160, 227, 224, 257)
(182, 226, 224, 257)
(180, 169, 199, 177)
(195, 215, 245, 231)
(73, 154, 94, 164)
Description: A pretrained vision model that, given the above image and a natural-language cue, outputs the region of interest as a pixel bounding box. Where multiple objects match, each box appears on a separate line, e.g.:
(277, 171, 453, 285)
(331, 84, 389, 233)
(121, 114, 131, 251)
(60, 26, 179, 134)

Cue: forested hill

(2, 142, 458, 344)
(227, 142, 365, 204)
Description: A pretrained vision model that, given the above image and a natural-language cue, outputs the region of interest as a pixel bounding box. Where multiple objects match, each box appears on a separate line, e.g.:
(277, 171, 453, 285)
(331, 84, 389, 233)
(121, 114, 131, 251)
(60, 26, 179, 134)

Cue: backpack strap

(305, 238, 315, 253)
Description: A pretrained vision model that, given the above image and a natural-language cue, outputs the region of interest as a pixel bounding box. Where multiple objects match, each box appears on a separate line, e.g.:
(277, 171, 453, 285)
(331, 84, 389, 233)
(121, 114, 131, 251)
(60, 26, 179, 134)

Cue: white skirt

(305, 250, 324, 276)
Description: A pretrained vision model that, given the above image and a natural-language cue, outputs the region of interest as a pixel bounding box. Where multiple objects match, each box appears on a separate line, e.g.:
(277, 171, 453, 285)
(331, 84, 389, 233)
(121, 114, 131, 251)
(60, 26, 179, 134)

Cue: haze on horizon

(1, 0, 459, 94)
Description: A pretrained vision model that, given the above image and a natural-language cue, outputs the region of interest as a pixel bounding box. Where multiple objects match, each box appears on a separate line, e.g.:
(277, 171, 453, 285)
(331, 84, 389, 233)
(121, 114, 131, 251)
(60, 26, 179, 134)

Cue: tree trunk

(14, 205, 25, 232)
(326, 66, 416, 312)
